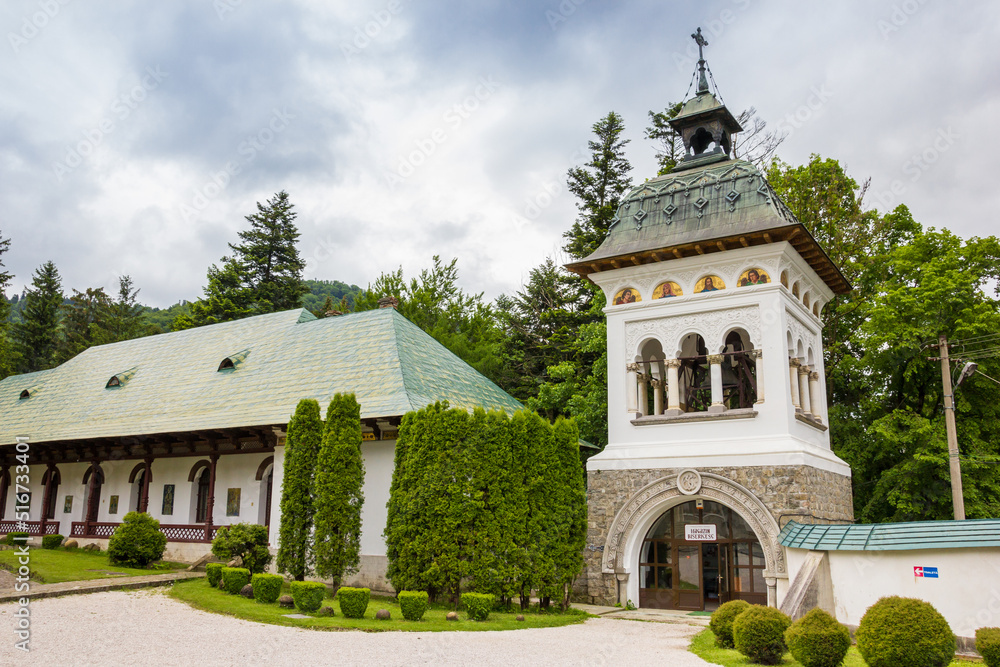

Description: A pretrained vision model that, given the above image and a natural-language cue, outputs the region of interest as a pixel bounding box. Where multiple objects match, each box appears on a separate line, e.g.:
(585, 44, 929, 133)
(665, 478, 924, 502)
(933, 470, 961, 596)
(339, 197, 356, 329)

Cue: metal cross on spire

(691, 27, 710, 95)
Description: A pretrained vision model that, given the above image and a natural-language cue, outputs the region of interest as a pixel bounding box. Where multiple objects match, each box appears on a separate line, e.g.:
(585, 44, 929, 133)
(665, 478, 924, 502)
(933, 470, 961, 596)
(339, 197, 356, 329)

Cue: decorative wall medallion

(677, 469, 702, 495)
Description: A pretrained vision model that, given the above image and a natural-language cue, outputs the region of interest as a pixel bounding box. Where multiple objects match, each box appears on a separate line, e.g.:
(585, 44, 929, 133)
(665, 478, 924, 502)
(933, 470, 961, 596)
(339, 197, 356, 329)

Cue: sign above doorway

(685, 524, 717, 541)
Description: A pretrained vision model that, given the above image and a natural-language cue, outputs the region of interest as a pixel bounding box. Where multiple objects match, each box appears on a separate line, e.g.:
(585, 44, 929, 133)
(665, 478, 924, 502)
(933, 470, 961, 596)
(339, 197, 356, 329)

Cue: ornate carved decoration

(624, 306, 762, 357)
(677, 469, 702, 495)
(706, 354, 724, 364)
(602, 472, 786, 577)
(786, 310, 821, 355)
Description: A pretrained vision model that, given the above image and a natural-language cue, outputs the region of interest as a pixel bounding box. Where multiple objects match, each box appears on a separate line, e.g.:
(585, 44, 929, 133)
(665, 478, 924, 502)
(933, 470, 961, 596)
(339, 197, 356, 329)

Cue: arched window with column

(721, 328, 758, 410)
(678, 333, 711, 413)
(636, 339, 666, 417)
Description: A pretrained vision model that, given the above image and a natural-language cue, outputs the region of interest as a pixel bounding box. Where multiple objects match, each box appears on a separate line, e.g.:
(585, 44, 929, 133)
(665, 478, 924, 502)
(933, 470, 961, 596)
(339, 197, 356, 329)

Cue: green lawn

(690, 629, 980, 666)
(0, 547, 186, 584)
(169, 578, 590, 632)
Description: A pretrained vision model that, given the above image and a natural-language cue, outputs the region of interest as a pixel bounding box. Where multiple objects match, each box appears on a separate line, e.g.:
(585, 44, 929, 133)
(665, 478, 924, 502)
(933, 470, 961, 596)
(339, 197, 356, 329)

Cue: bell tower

(566, 30, 855, 612)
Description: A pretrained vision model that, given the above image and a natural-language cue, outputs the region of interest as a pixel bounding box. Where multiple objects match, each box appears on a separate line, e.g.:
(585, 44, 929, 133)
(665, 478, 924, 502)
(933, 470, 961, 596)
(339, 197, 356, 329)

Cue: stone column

(636, 372, 649, 417)
(625, 363, 639, 414)
(799, 365, 812, 415)
(752, 349, 765, 403)
(666, 359, 682, 415)
(809, 371, 822, 421)
(139, 458, 152, 513)
(708, 354, 725, 413)
(85, 461, 100, 531)
(204, 453, 219, 542)
(651, 378, 664, 415)
(615, 569, 630, 606)
(789, 358, 801, 411)
(766, 577, 778, 608)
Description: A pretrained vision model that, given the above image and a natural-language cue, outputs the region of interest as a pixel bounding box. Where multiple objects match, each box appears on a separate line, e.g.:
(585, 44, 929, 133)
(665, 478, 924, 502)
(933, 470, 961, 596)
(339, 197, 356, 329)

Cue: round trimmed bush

(107, 512, 167, 567)
(251, 573, 283, 604)
(857, 596, 955, 667)
(732, 605, 791, 665)
(338, 587, 371, 619)
(206, 563, 224, 588)
(399, 591, 429, 621)
(290, 581, 327, 613)
(3, 532, 28, 546)
(977, 627, 1000, 667)
(42, 534, 64, 550)
(785, 608, 850, 667)
(461, 592, 496, 622)
(710, 599, 751, 648)
(221, 567, 251, 595)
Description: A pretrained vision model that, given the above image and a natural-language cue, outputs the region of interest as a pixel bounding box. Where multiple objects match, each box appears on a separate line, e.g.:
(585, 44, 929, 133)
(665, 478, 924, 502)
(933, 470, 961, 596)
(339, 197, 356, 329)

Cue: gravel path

(0, 589, 712, 666)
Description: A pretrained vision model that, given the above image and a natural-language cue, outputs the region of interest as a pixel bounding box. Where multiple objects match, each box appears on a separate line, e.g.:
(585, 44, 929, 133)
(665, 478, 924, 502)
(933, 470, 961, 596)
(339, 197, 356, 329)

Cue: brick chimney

(377, 296, 399, 309)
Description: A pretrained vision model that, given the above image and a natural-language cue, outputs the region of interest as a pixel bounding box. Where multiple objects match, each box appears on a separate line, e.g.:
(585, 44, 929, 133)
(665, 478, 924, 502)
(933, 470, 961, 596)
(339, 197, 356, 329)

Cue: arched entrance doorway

(638, 499, 767, 611)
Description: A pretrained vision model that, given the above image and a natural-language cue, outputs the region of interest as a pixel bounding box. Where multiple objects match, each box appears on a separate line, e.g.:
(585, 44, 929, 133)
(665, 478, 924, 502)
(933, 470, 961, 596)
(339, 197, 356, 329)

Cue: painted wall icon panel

(613, 287, 641, 305)
(695, 275, 725, 293)
(227, 488, 241, 517)
(652, 281, 683, 299)
(738, 268, 770, 286)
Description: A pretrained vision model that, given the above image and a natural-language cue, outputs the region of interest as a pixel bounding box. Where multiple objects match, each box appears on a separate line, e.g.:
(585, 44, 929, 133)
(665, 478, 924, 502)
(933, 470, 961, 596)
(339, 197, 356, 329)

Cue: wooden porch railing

(0, 520, 60, 536)
(70, 522, 220, 543)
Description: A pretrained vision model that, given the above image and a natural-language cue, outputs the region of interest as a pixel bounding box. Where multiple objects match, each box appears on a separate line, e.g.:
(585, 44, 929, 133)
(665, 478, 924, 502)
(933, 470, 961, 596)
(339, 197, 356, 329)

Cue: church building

(0, 303, 521, 591)
(566, 33, 854, 611)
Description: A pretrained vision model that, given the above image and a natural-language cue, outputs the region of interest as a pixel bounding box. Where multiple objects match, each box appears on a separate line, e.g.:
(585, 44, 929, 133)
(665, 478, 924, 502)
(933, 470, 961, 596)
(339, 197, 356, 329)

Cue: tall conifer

(276, 399, 323, 581)
(313, 393, 365, 588)
(11, 260, 63, 372)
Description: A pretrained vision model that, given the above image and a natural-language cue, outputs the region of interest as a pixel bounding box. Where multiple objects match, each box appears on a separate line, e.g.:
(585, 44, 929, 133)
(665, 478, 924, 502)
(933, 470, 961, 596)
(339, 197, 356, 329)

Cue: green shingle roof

(780, 519, 1000, 551)
(0, 308, 523, 445)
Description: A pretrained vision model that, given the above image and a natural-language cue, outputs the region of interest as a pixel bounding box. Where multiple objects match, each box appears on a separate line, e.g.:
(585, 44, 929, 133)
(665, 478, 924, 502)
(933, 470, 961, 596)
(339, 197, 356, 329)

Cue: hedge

(784, 608, 851, 667)
(206, 563, 224, 588)
(251, 573, 283, 604)
(399, 591, 429, 621)
(3, 532, 28, 546)
(977, 627, 1000, 667)
(732, 605, 791, 665)
(709, 599, 751, 648)
(290, 581, 326, 613)
(856, 596, 955, 667)
(461, 592, 496, 621)
(108, 512, 167, 567)
(338, 586, 370, 619)
(221, 567, 251, 595)
(41, 534, 64, 550)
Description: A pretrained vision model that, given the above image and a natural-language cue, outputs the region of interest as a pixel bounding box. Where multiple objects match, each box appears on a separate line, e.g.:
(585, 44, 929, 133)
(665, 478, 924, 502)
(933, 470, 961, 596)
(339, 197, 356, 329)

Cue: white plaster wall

(359, 440, 395, 557)
(589, 242, 849, 476)
(267, 444, 285, 549)
(785, 546, 1000, 640)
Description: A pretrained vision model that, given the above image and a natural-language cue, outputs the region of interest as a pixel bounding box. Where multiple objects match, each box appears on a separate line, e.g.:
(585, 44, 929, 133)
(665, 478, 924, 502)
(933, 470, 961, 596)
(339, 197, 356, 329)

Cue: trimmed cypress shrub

(221, 567, 250, 595)
(108, 512, 167, 567)
(276, 399, 323, 581)
(211, 523, 272, 574)
(856, 596, 955, 667)
(41, 534, 63, 550)
(206, 563, 224, 588)
(290, 581, 326, 613)
(977, 627, 1000, 667)
(338, 586, 370, 619)
(732, 605, 791, 665)
(709, 599, 751, 648)
(398, 591, 429, 621)
(251, 573, 283, 604)
(784, 608, 851, 667)
(461, 592, 496, 621)
(313, 393, 365, 587)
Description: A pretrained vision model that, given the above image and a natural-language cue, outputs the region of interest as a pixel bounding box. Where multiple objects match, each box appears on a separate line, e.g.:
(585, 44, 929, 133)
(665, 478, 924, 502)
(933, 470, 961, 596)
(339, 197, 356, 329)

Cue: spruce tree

(176, 191, 307, 329)
(313, 393, 365, 588)
(0, 231, 15, 379)
(563, 111, 633, 260)
(276, 399, 323, 581)
(11, 260, 64, 372)
(102, 276, 154, 343)
(58, 287, 111, 363)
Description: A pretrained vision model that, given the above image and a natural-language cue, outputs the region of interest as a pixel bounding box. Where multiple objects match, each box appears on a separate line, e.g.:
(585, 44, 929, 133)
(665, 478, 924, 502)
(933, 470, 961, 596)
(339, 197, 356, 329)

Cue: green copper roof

(0, 308, 522, 445)
(780, 519, 1000, 551)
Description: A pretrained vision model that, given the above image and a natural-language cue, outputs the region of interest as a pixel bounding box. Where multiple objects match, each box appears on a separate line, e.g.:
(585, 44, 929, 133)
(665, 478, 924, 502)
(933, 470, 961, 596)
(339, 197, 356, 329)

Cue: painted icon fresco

(63, 495, 73, 514)
(738, 268, 770, 286)
(161, 484, 175, 515)
(108, 495, 119, 514)
(227, 488, 241, 516)
(652, 281, 683, 299)
(612, 287, 641, 305)
(695, 275, 725, 293)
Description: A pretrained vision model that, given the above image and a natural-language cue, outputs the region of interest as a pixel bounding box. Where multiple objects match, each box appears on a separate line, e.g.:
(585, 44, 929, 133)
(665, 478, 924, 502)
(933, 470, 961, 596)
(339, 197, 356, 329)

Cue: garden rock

(516, 615, 525, 621)
(446, 611, 458, 621)
(317, 607, 335, 617)
(375, 609, 391, 620)
(226, 556, 243, 568)
(278, 595, 295, 609)
(63, 539, 79, 549)
(240, 584, 254, 599)
(82, 544, 100, 552)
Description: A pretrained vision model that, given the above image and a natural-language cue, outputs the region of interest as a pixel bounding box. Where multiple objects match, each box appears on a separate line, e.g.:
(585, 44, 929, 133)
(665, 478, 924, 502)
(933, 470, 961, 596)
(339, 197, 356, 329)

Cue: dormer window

(218, 349, 251, 372)
(19, 389, 30, 399)
(105, 367, 137, 389)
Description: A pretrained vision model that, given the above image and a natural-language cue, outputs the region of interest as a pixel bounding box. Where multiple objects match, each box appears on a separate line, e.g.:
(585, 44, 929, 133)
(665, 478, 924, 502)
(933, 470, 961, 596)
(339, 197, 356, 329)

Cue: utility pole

(938, 334, 966, 520)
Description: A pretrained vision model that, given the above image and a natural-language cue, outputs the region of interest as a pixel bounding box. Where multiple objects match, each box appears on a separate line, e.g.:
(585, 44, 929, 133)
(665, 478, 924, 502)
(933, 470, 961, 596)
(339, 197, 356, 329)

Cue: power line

(974, 368, 1000, 387)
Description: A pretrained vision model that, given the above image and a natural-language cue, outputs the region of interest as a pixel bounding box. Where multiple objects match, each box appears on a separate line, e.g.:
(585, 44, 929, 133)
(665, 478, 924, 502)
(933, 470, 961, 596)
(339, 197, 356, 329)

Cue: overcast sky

(1, 0, 998, 308)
